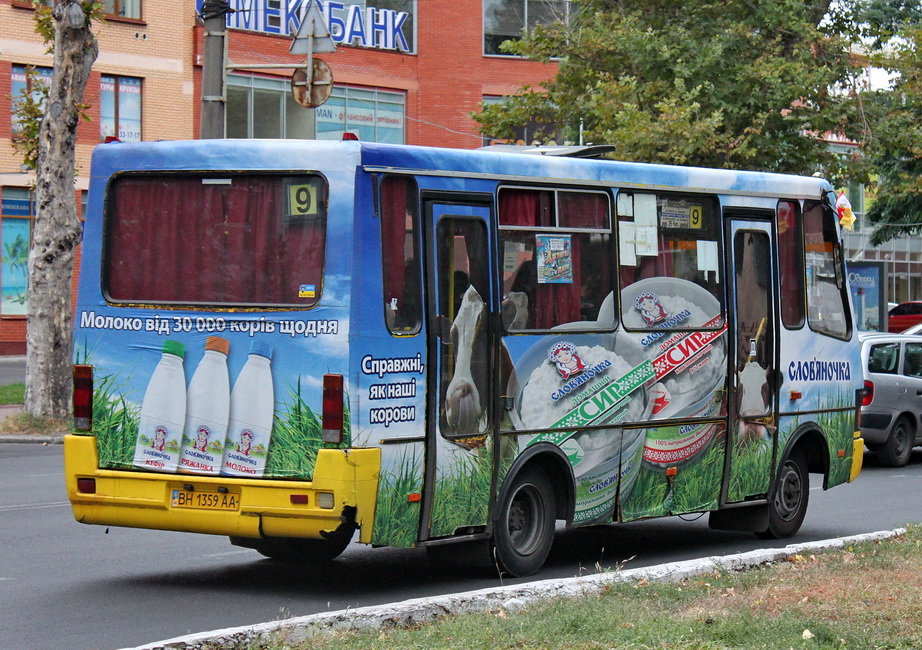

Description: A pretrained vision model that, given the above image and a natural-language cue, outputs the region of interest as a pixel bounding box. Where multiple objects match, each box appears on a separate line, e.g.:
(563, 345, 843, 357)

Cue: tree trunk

(25, 1, 98, 419)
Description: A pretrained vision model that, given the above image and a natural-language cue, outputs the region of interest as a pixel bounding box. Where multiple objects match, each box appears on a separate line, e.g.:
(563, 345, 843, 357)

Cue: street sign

(291, 58, 333, 108)
(290, 0, 336, 54)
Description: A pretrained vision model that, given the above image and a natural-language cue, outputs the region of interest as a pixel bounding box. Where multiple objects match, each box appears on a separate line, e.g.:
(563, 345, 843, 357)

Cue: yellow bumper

(64, 434, 380, 544)
(850, 433, 864, 482)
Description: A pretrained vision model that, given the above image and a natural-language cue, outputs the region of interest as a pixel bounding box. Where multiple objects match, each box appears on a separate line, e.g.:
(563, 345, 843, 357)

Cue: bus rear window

(104, 174, 327, 307)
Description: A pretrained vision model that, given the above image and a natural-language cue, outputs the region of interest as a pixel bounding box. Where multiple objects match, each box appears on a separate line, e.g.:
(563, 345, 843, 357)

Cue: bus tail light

(862, 380, 874, 407)
(322, 373, 344, 443)
(73, 365, 94, 431)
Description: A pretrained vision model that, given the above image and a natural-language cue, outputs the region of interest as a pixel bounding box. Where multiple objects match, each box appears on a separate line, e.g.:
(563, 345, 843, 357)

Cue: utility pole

(199, 0, 233, 139)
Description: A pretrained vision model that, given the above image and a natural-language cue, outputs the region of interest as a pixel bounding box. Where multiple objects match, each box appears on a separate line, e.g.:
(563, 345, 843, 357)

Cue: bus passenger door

(724, 219, 777, 502)
(421, 200, 496, 541)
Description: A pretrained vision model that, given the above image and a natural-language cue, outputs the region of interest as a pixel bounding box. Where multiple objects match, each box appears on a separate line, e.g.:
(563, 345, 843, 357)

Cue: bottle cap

(249, 339, 273, 360)
(163, 340, 185, 359)
(205, 336, 230, 356)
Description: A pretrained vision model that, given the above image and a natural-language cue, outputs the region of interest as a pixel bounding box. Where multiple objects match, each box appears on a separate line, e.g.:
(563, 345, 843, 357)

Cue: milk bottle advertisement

(74, 304, 352, 481)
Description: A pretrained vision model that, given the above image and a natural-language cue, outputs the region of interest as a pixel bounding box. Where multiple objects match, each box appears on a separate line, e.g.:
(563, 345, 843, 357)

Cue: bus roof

(89, 138, 832, 201)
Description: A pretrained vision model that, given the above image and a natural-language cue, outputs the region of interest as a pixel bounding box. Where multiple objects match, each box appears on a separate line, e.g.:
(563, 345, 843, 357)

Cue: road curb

(127, 528, 906, 650)
(0, 434, 65, 444)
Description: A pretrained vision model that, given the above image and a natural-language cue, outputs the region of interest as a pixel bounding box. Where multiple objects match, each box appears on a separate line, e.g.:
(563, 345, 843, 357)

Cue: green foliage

(475, 0, 868, 184)
(864, 25, 922, 244)
(8, 1, 105, 170)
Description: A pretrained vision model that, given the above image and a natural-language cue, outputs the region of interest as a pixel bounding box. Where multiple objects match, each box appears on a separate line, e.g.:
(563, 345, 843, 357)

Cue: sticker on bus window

(298, 284, 316, 298)
(660, 206, 690, 229)
(536, 234, 573, 283)
(287, 181, 320, 219)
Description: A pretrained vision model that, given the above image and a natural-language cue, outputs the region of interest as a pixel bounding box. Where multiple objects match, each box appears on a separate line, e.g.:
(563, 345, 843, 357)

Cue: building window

(100, 75, 142, 142)
(484, 0, 570, 56)
(11, 65, 53, 135)
(227, 75, 405, 143)
(0, 188, 32, 317)
(227, 74, 315, 139)
(101, 0, 141, 20)
(316, 86, 405, 143)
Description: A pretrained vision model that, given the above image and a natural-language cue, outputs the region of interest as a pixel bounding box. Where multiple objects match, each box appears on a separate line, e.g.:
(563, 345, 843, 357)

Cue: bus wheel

(492, 465, 555, 577)
(877, 416, 913, 467)
(230, 536, 351, 563)
(756, 448, 809, 540)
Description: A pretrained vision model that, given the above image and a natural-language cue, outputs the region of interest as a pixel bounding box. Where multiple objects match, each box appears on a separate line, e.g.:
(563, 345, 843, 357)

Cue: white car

(860, 332, 922, 466)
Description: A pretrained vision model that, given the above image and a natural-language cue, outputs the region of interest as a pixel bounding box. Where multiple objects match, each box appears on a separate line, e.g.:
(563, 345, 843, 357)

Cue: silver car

(860, 332, 922, 466)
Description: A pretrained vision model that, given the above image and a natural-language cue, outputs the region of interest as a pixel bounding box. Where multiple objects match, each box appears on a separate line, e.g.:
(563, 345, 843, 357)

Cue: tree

(475, 0, 868, 185)
(15, 1, 100, 419)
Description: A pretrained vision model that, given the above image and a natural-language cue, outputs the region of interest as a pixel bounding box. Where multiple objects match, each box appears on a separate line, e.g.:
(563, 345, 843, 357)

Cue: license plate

(170, 489, 239, 511)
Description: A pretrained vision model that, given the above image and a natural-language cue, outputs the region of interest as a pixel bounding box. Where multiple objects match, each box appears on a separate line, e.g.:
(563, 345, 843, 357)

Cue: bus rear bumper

(64, 434, 380, 544)
(850, 433, 864, 482)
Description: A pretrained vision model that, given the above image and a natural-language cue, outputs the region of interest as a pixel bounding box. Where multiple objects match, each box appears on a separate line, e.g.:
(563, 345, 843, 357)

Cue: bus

(65, 138, 864, 577)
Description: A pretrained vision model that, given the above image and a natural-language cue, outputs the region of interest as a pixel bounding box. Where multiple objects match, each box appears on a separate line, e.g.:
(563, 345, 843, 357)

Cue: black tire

(230, 535, 351, 563)
(492, 465, 556, 577)
(876, 416, 914, 467)
(756, 447, 809, 540)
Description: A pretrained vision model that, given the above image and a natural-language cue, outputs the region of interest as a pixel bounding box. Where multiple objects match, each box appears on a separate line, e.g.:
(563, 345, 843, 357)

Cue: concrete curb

(127, 528, 906, 650)
(0, 433, 65, 444)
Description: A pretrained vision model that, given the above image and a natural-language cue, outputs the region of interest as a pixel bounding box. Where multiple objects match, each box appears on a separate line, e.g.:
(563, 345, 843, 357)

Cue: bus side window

(380, 176, 421, 334)
(777, 200, 805, 328)
(803, 200, 850, 339)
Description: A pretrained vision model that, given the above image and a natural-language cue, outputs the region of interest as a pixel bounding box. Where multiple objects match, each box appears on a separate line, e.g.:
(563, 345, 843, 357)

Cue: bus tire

(492, 465, 555, 577)
(756, 447, 809, 540)
(877, 416, 913, 467)
(230, 536, 350, 563)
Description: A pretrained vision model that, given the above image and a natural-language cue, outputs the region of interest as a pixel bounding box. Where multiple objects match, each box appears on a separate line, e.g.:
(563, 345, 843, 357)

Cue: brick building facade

(0, 0, 558, 355)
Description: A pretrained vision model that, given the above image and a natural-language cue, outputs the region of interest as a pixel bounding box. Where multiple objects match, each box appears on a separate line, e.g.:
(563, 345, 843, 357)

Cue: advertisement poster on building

(847, 261, 886, 331)
(1, 217, 30, 316)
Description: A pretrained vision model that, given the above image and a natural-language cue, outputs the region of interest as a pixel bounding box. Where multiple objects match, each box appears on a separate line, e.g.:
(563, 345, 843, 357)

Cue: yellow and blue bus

(65, 138, 864, 577)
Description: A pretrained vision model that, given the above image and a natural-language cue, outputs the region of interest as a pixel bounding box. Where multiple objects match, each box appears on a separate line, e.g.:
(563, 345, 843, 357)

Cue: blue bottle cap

(249, 339, 272, 360)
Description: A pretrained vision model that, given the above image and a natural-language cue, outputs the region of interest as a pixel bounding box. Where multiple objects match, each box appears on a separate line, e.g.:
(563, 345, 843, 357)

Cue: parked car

(859, 332, 922, 466)
(887, 301, 922, 332)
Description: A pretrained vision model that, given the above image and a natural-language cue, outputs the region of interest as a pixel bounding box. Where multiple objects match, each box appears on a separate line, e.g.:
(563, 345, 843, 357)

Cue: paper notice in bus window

(617, 193, 634, 217)
(697, 240, 718, 273)
(536, 234, 573, 283)
(660, 206, 690, 229)
(634, 194, 657, 227)
(619, 222, 638, 266)
(503, 241, 525, 273)
(635, 226, 658, 256)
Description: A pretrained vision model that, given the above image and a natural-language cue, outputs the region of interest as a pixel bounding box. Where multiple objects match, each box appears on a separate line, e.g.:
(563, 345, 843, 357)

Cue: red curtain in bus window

(107, 176, 325, 306)
(559, 192, 611, 311)
(380, 177, 408, 308)
(499, 189, 581, 328)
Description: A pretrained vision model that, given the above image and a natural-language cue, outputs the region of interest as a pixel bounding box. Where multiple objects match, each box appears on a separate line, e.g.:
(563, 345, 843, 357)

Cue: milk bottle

(133, 340, 186, 472)
(179, 336, 230, 475)
(222, 340, 274, 477)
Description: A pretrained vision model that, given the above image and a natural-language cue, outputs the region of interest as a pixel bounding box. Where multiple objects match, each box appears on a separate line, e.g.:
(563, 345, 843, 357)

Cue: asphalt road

(0, 356, 25, 386)
(2, 443, 920, 650)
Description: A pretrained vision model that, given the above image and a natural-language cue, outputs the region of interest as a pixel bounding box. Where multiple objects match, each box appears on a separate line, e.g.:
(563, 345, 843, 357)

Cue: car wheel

(876, 416, 914, 467)
(492, 465, 556, 577)
(756, 448, 809, 539)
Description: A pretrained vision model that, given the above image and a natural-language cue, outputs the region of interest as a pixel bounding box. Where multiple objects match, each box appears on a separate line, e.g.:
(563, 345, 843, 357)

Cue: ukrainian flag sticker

(298, 284, 316, 298)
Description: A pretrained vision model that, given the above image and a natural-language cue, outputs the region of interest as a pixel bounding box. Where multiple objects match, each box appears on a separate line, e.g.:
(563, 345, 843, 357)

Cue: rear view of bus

(66, 139, 377, 562)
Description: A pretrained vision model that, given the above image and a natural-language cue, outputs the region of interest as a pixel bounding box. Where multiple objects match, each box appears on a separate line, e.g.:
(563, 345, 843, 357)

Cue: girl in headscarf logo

(549, 341, 587, 379)
(634, 291, 670, 326)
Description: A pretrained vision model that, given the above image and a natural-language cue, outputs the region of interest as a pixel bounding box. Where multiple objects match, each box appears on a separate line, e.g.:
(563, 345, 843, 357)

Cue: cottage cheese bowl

(620, 277, 728, 468)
